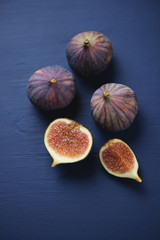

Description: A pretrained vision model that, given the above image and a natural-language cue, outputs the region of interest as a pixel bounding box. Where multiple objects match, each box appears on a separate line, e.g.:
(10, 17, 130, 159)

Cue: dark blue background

(0, 0, 160, 239)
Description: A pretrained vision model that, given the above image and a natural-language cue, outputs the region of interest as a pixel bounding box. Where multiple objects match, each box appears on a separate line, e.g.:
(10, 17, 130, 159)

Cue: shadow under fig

(93, 110, 144, 144)
(102, 166, 146, 195)
(57, 148, 98, 181)
(31, 92, 80, 126)
(72, 57, 118, 90)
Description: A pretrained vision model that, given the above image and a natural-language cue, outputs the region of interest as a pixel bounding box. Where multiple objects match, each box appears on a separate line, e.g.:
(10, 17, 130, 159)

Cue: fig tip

(135, 175, 142, 183)
(51, 161, 58, 168)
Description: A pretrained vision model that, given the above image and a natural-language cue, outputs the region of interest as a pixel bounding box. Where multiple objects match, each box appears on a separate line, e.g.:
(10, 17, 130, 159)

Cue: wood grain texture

(0, 0, 160, 239)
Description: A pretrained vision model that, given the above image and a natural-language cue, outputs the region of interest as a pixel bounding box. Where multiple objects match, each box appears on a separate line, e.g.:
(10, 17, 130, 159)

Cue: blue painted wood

(0, 0, 160, 239)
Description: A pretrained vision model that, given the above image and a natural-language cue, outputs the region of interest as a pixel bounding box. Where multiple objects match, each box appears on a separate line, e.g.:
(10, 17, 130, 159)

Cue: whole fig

(90, 83, 138, 131)
(66, 31, 113, 77)
(27, 65, 76, 111)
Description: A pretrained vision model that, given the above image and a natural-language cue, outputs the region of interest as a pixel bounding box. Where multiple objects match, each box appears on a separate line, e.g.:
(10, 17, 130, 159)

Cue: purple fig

(27, 65, 76, 111)
(90, 83, 138, 131)
(66, 31, 113, 77)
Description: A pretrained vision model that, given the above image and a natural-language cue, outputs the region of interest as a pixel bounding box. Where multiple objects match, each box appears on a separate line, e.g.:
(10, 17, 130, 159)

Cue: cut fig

(44, 118, 93, 167)
(99, 139, 142, 182)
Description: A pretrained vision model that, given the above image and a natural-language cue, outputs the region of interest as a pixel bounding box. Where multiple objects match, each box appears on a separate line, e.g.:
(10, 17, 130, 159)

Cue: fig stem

(103, 91, 111, 98)
(51, 160, 58, 167)
(135, 175, 142, 183)
(50, 78, 57, 84)
(84, 39, 89, 47)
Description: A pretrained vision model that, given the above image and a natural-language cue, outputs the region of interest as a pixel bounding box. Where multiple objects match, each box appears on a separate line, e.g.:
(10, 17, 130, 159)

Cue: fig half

(44, 118, 93, 167)
(99, 139, 142, 182)
(90, 83, 138, 131)
(66, 31, 113, 76)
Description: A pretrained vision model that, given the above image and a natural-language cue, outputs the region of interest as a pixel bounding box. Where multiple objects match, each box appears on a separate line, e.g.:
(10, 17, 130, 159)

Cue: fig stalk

(84, 39, 90, 47)
(135, 175, 142, 183)
(51, 160, 58, 167)
(103, 91, 111, 99)
(50, 78, 57, 84)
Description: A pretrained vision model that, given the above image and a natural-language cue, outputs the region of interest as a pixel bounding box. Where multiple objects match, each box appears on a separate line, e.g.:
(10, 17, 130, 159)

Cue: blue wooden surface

(0, 0, 160, 239)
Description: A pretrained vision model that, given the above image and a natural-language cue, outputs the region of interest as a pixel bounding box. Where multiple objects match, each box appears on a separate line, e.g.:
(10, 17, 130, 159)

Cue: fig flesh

(66, 31, 113, 76)
(27, 65, 76, 111)
(90, 83, 138, 131)
(44, 118, 93, 167)
(99, 139, 142, 182)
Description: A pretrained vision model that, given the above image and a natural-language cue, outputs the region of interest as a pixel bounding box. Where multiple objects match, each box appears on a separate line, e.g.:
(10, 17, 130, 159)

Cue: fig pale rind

(66, 31, 113, 77)
(44, 118, 93, 167)
(90, 83, 138, 132)
(99, 139, 142, 182)
(27, 65, 76, 111)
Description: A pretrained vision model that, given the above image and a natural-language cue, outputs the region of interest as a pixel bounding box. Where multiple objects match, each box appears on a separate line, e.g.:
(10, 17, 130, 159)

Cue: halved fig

(99, 139, 142, 182)
(44, 118, 93, 167)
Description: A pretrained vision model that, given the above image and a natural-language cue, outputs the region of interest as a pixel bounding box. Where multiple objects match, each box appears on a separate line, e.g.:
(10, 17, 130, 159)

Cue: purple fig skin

(66, 31, 113, 77)
(27, 65, 76, 111)
(90, 83, 138, 132)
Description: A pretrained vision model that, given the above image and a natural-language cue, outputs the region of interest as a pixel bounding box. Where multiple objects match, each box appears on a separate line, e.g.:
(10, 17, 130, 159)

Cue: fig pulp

(99, 139, 142, 182)
(66, 31, 113, 76)
(44, 118, 93, 167)
(90, 83, 138, 131)
(27, 65, 76, 111)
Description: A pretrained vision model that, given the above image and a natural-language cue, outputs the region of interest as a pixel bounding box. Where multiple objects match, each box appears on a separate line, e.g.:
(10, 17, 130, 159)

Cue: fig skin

(27, 65, 76, 111)
(66, 31, 113, 77)
(90, 83, 138, 132)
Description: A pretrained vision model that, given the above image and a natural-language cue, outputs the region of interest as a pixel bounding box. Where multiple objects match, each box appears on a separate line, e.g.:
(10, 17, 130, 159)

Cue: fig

(44, 118, 93, 167)
(90, 83, 138, 131)
(66, 31, 113, 76)
(27, 65, 76, 111)
(99, 139, 142, 182)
